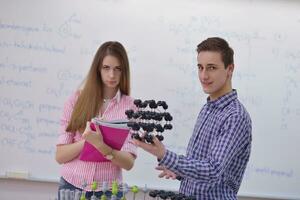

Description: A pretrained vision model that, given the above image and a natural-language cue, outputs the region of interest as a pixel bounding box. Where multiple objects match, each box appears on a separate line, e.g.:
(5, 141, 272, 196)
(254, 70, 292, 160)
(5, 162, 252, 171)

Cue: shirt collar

(111, 89, 121, 103)
(206, 89, 237, 109)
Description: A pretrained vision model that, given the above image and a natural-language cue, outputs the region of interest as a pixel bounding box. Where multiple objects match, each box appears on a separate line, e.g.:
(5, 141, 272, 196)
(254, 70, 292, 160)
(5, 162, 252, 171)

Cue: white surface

(0, 178, 278, 200)
(0, 0, 299, 199)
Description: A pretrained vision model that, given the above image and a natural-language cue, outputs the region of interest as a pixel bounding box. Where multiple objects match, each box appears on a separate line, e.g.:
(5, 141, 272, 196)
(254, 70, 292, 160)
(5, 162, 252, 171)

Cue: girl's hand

(82, 121, 104, 148)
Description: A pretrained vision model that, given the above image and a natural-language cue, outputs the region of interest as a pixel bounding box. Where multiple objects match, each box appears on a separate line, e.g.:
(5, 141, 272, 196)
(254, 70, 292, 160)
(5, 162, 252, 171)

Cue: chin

(202, 88, 212, 94)
(108, 85, 119, 89)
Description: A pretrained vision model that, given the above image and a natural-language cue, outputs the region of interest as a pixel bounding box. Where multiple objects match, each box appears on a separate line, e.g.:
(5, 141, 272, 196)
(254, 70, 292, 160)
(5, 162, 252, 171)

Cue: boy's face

(197, 51, 233, 100)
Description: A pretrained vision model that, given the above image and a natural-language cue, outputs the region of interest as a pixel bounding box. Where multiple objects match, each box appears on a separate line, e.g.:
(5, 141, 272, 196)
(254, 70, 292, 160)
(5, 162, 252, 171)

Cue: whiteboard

(0, 0, 299, 199)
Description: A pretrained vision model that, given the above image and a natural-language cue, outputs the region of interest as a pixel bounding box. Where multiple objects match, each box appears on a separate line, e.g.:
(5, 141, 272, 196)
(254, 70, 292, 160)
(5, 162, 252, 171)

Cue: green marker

(100, 194, 107, 200)
(92, 181, 98, 191)
(131, 185, 139, 200)
(112, 181, 119, 195)
(91, 181, 98, 199)
(131, 185, 139, 193)
(80, 193, 86, 200)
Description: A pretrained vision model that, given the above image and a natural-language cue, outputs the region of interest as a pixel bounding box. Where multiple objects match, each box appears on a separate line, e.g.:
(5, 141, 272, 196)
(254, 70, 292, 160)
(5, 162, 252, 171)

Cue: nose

(200, 69, 209, 80)
(108, 69, 115, 78)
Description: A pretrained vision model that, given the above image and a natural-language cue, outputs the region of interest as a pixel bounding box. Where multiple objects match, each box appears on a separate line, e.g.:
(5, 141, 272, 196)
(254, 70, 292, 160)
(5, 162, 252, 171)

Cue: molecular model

(125, 99, 173, 143)
(149, 190, 196, 200)
(59, 181, 196, 200)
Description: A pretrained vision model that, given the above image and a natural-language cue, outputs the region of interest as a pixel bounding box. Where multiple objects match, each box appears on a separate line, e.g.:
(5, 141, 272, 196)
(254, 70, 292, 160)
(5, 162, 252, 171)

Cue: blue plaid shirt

(159, 90, 252, 200)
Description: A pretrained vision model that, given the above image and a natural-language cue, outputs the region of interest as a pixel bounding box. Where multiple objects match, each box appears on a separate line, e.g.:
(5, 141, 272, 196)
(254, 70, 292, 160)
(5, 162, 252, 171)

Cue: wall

(0, 0, 300, 199)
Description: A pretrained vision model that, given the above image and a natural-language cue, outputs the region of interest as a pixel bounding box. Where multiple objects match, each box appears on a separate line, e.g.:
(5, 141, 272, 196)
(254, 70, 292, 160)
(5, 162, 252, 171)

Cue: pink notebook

(79, 120, 129, 162)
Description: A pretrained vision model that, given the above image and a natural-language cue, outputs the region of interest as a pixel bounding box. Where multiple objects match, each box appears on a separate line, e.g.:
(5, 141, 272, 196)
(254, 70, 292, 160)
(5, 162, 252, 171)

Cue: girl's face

(100, 55, 122, 91)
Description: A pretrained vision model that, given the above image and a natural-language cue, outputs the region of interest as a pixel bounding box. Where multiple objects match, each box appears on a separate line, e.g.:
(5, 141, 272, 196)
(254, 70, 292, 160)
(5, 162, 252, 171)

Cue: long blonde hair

(66, 41, 130, 133)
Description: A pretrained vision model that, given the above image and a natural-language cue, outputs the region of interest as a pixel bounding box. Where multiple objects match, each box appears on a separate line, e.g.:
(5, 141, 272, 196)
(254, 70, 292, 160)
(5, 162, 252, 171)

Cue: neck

(102, 87, 118, 99)
(209, 82, 232, 101)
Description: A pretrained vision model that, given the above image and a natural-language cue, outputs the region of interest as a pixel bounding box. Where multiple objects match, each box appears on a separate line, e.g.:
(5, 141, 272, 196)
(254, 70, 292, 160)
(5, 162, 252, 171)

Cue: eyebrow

(207, 63, 218, 67)
(197, 63, 218, 67)
(103, 65, 121, 68)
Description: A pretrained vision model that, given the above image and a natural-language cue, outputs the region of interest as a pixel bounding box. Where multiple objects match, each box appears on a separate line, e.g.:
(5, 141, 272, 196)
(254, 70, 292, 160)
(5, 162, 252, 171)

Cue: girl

(55, 41, 137, 199)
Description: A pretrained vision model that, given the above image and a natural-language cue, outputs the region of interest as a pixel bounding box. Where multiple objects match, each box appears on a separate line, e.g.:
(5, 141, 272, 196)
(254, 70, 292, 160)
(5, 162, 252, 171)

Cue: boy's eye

(208, 66, 216, 70)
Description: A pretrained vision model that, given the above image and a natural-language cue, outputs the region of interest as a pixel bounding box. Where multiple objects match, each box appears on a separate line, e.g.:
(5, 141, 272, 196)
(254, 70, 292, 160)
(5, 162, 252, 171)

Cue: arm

(135, 114, 251, 183)
(83, 122, 135, 170)
(106, 97, 137, 170)
(112, 151, 135, 170)
(55, 140, 85, 164)
(55, 92, 81, 164)
(100, 144, 135, 171)
(161, 114, 250, 183)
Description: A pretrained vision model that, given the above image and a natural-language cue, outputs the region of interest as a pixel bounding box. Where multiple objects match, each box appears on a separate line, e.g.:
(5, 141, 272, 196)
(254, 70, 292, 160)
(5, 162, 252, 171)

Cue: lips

(108, 81, 117, 85)
(201, 81, 212, 86)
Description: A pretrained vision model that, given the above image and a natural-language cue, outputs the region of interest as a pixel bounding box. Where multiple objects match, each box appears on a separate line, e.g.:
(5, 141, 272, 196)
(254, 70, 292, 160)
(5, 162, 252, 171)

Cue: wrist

(157, 147, 166, 160)
(96, 142, 111, 155)
(98, 143, 115, 160)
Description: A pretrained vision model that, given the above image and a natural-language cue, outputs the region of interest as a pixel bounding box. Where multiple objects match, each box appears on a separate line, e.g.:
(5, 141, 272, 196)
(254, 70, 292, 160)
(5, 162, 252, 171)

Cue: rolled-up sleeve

(119, 96, 137, 157)
(121, 134, 137, 157)
(56, 92, 79, 145)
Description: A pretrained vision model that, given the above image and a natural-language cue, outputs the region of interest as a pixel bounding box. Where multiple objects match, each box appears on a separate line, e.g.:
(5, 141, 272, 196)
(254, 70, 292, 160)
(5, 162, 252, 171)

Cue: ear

(227, 64, 234, 77)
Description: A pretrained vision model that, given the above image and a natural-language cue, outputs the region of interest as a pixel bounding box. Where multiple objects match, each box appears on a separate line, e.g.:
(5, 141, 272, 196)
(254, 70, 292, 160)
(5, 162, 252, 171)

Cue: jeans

(58, 177, 123, 200)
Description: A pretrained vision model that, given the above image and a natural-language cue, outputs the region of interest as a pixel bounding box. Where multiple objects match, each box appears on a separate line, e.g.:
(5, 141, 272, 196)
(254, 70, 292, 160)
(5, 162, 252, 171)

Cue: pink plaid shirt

(57, 90, 137, 191)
